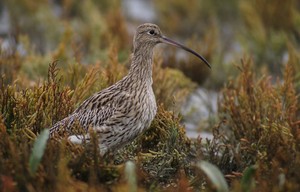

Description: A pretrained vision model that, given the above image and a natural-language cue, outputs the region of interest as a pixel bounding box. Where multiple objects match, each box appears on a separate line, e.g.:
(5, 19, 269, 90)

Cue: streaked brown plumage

(49, 23, 211, 156)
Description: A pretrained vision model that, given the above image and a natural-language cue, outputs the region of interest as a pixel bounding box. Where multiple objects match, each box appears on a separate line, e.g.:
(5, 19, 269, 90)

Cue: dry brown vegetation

(0, 0, 300, 191)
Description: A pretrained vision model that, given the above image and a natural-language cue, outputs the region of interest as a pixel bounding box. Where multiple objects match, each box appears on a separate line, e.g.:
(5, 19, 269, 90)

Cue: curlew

(49, 23, 211, 156)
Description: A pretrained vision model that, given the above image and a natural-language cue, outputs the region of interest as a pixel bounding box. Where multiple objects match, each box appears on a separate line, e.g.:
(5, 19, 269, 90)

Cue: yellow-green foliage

(152, 55, 196, 110)
(221, 58, 297, 159)
(0, 10, 197, 191)
(0, 103, 192, 191)
(0, 62, 74, 134)
(288, 43, 300, 93)
(155, 0, 300, 87)
(189, 57, 300, 191)
(0, 51, 22, 85)
(154, 0, 241, 87)
(216, 58, 300, 191)
(113, 105, 191, 189)
(1, 0, 300, 191)
(238, 0, 300, 75)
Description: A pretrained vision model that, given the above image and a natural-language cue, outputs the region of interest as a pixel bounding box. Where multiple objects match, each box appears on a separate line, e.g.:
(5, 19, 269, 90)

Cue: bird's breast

(136, 86, 157, 129)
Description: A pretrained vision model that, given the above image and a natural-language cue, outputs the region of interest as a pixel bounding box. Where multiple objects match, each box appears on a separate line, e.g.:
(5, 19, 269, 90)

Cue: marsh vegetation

(0, 0, 300, 191)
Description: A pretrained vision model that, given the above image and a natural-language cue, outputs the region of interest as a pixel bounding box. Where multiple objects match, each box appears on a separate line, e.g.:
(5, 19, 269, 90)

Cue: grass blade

(125, 161, 137, 192)
(241, 165, 257, 192)
(29, 129, 50, 174)
(197, 161, 229, 192)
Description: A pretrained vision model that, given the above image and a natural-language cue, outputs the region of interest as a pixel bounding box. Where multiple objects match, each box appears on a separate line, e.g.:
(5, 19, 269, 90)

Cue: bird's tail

(48, 113, 81, 137)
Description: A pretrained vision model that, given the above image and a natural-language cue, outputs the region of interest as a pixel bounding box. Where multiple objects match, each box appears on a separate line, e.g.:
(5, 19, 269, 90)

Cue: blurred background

(0, 0, 300, 138)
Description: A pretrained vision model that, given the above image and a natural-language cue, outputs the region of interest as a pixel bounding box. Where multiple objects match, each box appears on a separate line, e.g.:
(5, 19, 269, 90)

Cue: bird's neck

(127, 47, 154, 86)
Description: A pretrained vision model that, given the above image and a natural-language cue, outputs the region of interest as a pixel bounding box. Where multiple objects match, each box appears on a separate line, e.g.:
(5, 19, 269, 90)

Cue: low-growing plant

(198, 57, 300, 191)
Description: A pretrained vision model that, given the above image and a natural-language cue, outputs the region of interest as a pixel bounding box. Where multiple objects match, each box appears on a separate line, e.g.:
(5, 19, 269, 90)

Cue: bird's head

(133, 23, 211, 69)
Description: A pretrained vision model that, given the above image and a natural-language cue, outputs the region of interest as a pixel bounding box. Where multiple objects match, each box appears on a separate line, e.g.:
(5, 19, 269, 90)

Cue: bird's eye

(148, 30, 155, 35)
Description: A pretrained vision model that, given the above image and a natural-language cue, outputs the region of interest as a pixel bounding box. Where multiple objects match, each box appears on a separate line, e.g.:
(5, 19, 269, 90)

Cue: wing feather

(49, 88, 132, 137)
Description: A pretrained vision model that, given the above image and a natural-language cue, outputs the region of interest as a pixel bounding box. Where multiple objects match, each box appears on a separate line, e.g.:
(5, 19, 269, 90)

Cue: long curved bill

(160, 36, 211, 69)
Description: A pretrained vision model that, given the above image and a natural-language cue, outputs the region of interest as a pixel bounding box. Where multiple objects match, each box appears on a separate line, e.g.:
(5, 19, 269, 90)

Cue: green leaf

(197, 161, 229, 192)
(125, 161, 137, 192)
(241, 165, 257, 192)
(29, 129, 50, 174)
